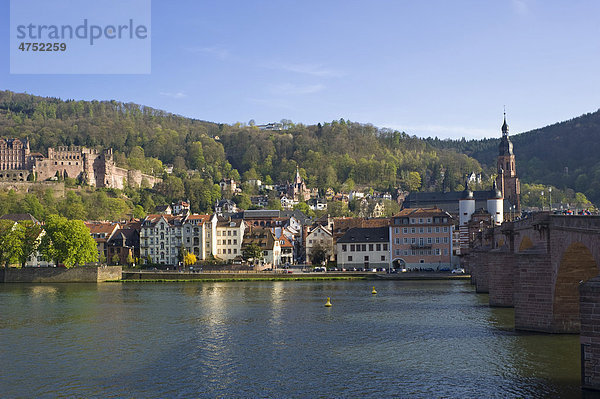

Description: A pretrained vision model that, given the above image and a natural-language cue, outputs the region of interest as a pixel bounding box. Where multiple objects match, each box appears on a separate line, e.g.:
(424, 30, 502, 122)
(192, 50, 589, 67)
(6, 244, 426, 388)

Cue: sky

(1, 0, 600, 139)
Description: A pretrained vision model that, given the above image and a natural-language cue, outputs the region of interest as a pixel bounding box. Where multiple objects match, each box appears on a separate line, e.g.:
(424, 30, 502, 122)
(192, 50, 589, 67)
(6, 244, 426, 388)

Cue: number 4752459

(18, 42, 66, 51)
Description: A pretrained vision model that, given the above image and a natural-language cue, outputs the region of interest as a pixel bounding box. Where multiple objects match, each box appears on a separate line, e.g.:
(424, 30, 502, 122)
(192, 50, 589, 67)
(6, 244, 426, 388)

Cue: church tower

(496, 112, 520, 213)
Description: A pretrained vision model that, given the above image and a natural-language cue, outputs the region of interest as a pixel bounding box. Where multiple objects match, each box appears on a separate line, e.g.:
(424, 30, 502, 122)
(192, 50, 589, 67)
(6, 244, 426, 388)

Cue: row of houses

(3, 207, 456, 270)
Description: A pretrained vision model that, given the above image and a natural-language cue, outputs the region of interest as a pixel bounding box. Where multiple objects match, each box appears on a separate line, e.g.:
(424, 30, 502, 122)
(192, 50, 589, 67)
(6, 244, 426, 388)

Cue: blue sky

(2, 0, 600, 139)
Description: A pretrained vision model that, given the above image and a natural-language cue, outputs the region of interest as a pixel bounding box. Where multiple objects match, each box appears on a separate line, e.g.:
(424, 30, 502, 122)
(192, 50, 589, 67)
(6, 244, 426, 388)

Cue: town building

(85, 221, 121, 262)
(390, 208, 454, 270)
(242, 226, 281, 268)
(336, 227, 390, 270)
(305, 225, 334, 263)
(139, 213, 217, 266)
(214, 217, 245, 261)
(106, 227, 140, 266)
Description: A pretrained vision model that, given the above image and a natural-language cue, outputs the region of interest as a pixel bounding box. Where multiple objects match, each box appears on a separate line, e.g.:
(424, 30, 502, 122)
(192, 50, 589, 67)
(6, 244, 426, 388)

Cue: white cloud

(159, 91, 187, 99)
(270, 83, 325, 95)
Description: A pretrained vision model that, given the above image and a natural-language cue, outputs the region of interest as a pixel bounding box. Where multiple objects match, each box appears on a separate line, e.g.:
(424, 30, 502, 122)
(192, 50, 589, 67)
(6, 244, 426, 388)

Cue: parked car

(452, 268, 466, 274)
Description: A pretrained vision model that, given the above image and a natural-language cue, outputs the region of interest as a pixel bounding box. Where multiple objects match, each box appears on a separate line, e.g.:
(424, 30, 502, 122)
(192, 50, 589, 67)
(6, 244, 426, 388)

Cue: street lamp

(549, 187, 552, 211)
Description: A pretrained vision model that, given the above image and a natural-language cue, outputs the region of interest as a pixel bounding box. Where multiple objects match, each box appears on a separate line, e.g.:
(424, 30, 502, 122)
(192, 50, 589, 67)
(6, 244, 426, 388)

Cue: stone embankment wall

(2, 266, 122, 283)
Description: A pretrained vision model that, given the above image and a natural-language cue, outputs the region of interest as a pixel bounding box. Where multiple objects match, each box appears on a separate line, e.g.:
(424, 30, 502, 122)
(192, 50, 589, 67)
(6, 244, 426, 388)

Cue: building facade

(390, 208, 454, 270)
(336, 227, 390, 270)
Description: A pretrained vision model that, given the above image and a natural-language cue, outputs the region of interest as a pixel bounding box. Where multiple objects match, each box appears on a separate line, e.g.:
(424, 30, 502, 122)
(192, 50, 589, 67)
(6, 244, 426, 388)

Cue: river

(0, 280, 596, 398)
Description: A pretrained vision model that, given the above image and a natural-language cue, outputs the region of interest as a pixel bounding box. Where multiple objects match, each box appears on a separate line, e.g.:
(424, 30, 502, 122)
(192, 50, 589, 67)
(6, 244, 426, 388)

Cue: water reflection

(0, 280, 595, 398)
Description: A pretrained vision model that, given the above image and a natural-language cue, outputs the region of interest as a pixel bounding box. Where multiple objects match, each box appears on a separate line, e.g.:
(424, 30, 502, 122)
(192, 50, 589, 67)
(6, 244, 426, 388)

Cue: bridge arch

(553, 242, 599, 332)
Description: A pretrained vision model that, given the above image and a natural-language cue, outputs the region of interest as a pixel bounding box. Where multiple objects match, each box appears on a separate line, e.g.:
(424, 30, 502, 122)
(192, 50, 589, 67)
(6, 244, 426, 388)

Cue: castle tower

(487, 180, 504, 225)
(496, 113, 520, 213)
(458, 181, 475, 251)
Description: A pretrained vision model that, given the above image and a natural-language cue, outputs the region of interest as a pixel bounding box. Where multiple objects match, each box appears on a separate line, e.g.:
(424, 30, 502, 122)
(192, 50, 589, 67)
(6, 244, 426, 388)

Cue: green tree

(17, 221, 43, 268)
(111, 253, 120, 265)
(242, 243, 263, 263)
(309, 243, 328, 265)
(0, 220, 24, 268)
(39, 215, 98, 267)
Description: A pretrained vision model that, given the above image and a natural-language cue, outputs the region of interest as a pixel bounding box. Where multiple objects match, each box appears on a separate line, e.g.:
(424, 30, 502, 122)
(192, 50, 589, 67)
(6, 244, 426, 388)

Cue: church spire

(501, 109, 509, 137)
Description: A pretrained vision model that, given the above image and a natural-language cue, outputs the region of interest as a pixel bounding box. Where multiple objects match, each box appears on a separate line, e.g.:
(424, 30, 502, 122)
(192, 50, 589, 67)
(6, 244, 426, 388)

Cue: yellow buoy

(325, 297, 332, 307)
(372, 286, 377, 294)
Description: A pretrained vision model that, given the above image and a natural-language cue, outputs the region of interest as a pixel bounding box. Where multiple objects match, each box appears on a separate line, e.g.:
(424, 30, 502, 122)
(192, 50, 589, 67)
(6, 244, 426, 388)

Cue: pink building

(390, 208, 454, 270)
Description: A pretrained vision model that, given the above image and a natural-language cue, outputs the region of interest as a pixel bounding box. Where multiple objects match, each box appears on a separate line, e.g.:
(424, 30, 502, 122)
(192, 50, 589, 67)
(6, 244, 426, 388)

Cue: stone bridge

(464, 212, 600, 334)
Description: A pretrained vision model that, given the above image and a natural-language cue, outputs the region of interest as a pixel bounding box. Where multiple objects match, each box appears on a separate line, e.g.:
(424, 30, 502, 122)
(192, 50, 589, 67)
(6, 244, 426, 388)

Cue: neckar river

(0, 280, 596, 398)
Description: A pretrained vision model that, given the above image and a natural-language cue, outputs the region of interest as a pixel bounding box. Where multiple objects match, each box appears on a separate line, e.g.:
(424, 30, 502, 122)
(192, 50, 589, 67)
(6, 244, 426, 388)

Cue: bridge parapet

(550, 214, 600, 232)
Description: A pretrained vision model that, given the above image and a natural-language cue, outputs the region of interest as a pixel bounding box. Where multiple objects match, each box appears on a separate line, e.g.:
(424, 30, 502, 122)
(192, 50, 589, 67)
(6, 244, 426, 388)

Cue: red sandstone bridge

(465, 212, 600, 334)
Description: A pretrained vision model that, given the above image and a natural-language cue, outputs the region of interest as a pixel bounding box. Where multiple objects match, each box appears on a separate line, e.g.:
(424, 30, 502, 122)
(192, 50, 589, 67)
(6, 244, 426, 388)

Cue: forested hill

(0, 90, 483, 194)
(424, 109, 600, 204)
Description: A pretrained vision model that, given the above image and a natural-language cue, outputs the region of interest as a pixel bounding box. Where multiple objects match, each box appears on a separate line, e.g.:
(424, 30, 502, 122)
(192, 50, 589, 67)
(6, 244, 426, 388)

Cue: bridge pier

(580, 276, 600, 391)
(488, 251, 516, 307)
(468, 249, 490, 293)
(512, 250, 563, 332)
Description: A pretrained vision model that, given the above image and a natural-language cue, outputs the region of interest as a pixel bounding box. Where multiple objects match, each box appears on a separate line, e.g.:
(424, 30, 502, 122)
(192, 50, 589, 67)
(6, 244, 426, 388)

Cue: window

(443, 237, 448, 243)
(443, 227, 448, 232)
(348, 256, 353, 261)
(369, 244, 374, 251)
(381, 255, 385, 261)
(403, 228, 408, 234)
(411, 228, 416, 234)
(411, 238, 416, 244)
(394, 227, 399, 234)
(435, 237, 440, 244)
(427, 237, 432, 244)
(233, 239, 237, 245)
(404, 238, 408, 244)
(443, 249, 448, 255)
(383, 244, 388, 251)
(419, 227, 424, 233)
(342, 244, 347, 251)
(364, 255, 369, 261)
(228, 231, 231, 236)
(376, 244, 381, 251)
(362, 244, 366, 251)
(435, 227, 440, 233)
(427, 218, 431, 223)
(233, 231, 237, 236)
(233, 249, 237, 254)
(350, 244, 355, 251)
(420, 259, 424, 263)
(419, 218, 423, 224)
(427, 227, 432, 233)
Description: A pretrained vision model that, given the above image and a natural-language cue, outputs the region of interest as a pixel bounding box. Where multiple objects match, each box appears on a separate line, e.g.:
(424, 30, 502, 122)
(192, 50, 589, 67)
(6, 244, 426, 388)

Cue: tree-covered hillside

(425, 109, 600, 205)
(0, 90, 484, 194)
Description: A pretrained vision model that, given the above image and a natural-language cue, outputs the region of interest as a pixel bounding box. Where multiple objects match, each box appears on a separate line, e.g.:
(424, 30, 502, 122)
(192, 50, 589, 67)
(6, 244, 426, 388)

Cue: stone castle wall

(0, 143, 159, 189)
